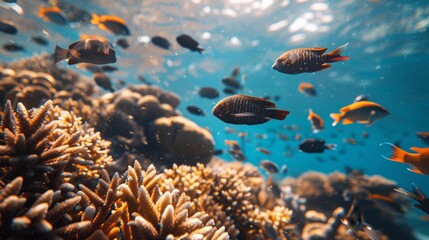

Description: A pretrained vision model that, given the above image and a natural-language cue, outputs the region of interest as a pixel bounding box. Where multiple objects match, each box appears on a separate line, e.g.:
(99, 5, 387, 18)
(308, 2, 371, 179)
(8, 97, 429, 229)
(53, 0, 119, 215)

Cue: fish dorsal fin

(410, 147, 429, 154)
(310, 47, 327, 55)
(242, 95, 276, 108)
(68, 41, 79, 49)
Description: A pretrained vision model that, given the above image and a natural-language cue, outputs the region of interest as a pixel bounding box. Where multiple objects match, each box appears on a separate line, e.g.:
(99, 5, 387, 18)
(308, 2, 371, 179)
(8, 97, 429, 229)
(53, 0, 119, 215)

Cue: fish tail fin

(330, 113, 342, 126)
(91, 13, 100, 25)
(266, 109, 290, 120)
(326, 42, 350, 62)
(54, 45, 69, 64)
(380, 142, 409, 163)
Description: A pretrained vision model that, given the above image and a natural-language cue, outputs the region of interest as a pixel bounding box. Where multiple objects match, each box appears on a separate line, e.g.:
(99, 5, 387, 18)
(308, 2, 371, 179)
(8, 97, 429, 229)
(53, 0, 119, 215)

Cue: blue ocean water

(1, 0, 429, 238)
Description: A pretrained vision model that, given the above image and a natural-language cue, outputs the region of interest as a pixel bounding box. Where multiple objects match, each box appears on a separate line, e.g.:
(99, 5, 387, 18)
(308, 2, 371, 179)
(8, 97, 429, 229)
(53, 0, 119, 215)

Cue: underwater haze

(1, 0, 429, 239)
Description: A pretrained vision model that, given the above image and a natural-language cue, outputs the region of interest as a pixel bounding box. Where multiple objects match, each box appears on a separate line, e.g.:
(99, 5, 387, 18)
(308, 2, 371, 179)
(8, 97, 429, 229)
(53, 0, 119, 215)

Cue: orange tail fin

(380, 142, 409, 163)
(326, 43, 350, 62)
(330, 113, 342, 126)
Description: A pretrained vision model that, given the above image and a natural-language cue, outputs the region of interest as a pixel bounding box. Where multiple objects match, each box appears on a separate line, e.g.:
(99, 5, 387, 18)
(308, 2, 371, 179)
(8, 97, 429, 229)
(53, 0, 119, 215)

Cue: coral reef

(0, 54, 96, 112)
(160, 159, 293, 239)
(93, 85, 214, 170)
(281, 170, 417, 240)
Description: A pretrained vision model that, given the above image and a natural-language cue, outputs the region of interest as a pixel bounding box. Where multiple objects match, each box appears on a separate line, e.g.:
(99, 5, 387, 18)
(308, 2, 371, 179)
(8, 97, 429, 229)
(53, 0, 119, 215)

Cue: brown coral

(118, 161, 229, 239)
(0, 177, 90, 239)
(0, 100, 112, 193)
(160, 159, 293, 240)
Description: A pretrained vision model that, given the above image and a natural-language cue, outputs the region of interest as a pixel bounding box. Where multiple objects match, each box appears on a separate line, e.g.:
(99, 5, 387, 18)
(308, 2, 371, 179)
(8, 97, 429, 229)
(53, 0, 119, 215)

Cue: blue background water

(1, 0, 429, 236)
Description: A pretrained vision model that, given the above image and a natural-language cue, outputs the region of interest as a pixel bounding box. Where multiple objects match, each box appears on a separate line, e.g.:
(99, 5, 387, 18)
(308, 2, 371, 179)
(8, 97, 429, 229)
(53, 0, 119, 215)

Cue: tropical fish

(93, 72, 114, 92)
(231, 66, 240, 78)
(417, 132, 429, 145)
(151, 36, 171, 50)
(3, 42, 24, 52)
(224, 140, 240, 151)
(395, 184, 429, 215)
(31, 36, 49, 46)
(212, 94, 290, 125)
(278, 133, 289, 141)
(0, 19, 17, 34)
(298, 82, 317, 97)
(298, 138, 336, 153)
(259, 160, 279, 174)
(381, 143, 429, 175)
(308, 109, 324, 133)
(224, 127, 237, 134)
(330, 101, 389, 126)
(354, 94, 369, 102)
(54, 36, 117, 65)
(198, 87, 219, 99)
(223, 88, 237, 95)
(77, 63, 102, 73)
(176, 34, 204, 53)
(341, 199, 381, 240)
(91, 13, 130, 35)
(257, 147, 271, 155)
(272, 43, 349, 74)
(56, 1, 91, 24)
(343, 138, 358, 145)
(228, 149, 246, 161)
(39, 6, 68, 25)
(222, 77, 242, 89)
(101, 65, 118, 72)
(116, 38, 129, 49)
(187, 105, 205, 116)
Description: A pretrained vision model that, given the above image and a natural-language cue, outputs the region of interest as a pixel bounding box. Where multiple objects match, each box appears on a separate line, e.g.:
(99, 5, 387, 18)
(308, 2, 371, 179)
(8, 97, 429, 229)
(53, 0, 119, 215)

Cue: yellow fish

(382, 143, 429, 175)
(330, 101, 389, 126)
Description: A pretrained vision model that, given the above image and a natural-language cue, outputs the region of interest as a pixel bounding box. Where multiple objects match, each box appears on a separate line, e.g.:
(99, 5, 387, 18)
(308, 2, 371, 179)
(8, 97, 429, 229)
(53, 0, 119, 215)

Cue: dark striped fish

(212, 94, 289, 125)
(272, 43, 349, 74)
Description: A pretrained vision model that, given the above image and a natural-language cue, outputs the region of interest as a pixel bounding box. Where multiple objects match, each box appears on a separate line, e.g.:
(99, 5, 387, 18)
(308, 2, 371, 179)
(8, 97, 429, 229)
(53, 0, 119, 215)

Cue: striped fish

(212, 94, 289, 125)
(272, 43, 349, 74)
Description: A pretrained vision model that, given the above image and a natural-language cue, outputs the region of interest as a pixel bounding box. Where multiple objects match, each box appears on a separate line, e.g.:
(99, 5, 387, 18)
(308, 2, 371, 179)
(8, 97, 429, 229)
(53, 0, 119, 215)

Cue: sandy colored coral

(118, 161, 229, 240)
(160, 159, 292, 240)
(0, 100, 112, 193)
(146, 116, 214, 168)
(0, 177, 89, 239)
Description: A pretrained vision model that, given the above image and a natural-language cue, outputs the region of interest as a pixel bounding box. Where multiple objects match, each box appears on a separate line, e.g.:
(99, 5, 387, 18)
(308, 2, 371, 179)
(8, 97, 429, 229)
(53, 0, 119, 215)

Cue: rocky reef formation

(1, 55, 214, 172)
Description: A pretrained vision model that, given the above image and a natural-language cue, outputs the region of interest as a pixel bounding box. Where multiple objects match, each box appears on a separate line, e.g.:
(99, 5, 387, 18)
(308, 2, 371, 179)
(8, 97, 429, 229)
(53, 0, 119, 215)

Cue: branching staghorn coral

(0, 100, 112, 193)
(113, 161, 229, 239)
(118, 161, 229, 240)
(0, 177, 89, 239)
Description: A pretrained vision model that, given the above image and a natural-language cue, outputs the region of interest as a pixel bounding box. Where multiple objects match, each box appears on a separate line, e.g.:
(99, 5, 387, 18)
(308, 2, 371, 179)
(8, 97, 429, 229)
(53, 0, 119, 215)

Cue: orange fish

(224, 140, 240, 151)
(308, 109, 324, 133)
(91, 13, 130, 35)
(330, 101, 389, 126)
(39, 6, 68, 25)
(298, 82, 317, 97)
(382, 143, 429, 175)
